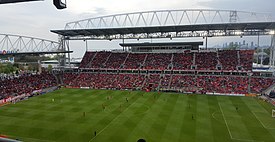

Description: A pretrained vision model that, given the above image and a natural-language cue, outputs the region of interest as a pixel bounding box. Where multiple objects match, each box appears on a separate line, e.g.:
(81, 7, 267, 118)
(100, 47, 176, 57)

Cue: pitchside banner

(0, 87, 59, 105)
(0, 93, 30, 105)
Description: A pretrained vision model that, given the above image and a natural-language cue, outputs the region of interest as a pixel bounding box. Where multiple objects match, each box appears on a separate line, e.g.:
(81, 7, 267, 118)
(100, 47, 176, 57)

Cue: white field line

(251, 111, 275, 130)
(218, 103, 233, 139)
(212, 111, 220, 121)
(218, 103, 258, 142)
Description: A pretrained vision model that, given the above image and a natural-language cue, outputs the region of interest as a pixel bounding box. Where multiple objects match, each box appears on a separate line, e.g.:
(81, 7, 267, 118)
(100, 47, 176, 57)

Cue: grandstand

(64, 47, 274, 95)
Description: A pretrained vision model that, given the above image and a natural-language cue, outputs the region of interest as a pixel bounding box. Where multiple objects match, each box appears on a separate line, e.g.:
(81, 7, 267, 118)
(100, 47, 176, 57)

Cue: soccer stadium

(1, 1, 275, 142)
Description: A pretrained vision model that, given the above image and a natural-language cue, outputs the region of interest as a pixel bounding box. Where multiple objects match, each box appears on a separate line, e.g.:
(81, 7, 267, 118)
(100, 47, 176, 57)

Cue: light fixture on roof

(235, 31, 243, 36)
(53, 0, 67, 9)
(269, 30, 275, 35)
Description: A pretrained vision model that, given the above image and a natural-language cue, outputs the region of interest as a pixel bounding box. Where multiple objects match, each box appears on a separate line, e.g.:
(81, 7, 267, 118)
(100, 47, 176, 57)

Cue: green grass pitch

(0, 88, 275, 142)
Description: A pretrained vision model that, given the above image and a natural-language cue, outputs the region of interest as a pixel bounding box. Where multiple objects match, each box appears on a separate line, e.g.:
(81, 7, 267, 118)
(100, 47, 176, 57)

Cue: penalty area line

(251, 111, 275, 130)
(218, 103, 234, 139)
(218, 103, 257, 142)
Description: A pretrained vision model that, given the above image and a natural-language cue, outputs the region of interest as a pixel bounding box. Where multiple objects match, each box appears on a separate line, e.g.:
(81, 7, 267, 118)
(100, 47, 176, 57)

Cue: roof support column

(270, 32, 275, 69)
(58, 35, 70, 68)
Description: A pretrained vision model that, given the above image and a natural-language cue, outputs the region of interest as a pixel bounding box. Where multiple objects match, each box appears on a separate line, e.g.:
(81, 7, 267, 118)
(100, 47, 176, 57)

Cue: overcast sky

(0, 0, 274, 58)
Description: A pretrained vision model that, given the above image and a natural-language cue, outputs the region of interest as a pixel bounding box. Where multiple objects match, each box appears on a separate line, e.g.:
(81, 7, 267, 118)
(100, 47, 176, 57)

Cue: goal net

(272, 110, 275, 118)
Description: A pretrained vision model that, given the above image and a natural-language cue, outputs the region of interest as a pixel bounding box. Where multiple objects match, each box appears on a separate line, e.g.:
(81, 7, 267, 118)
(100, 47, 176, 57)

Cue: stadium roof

(51, 10, 275, 40)
(119, 42, 203, 47)
(51, 22, 275, 39)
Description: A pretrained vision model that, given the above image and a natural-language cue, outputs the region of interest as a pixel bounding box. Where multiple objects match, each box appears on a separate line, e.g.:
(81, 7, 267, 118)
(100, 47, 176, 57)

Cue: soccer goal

(272, 109, 275, 118)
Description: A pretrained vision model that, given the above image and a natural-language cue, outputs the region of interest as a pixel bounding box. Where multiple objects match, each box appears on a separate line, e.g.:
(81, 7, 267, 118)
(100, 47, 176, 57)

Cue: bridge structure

(0, 33, 71, 55)
(0, 33, 72, 67)
(51, 9, 275, 68)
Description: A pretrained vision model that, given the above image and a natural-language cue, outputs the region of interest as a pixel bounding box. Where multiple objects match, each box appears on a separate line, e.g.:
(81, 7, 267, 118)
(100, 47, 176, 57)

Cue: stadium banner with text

(208, 93, 245, 96)
(245, 94, 258, 97)
(0, 87, 58, 106)
(80, 87, 90, 89)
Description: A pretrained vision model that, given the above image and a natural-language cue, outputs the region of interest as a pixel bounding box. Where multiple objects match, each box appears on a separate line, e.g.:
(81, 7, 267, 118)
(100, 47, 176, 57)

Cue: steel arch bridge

(0, 34, 67, 55)
(64, 9, 273, 30)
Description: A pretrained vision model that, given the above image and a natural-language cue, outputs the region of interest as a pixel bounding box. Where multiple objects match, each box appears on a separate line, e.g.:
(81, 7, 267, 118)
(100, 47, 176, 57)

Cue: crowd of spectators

(89, 51, 111, 68)
(66, 73, 146, 90)
(143, 53, 172, 70)
(0, 49, 266, 100)
(79, 50, 254, 71)
(105, 53, 128, 69)
(173, 53, 193, 70)
(251, 77, 275, 93)
(239, 50, 254, 70)
(123, 53, 146, 69)
(196, 76, 248, 94)
(218, 50, 239, 70)
(170, 75, 197, 92)
(195, 52, 218, 70)
(0, 72, 57, 100)
(159, 75, 171, 90)
(142, 74, 161, 91)
(79, 52, 94, 68)
(63, 73, 275, 94)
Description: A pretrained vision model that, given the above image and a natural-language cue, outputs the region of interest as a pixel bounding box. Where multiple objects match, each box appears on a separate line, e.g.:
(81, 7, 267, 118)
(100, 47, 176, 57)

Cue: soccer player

(94, 131, 97, 136)
(102, 104, 105, 110)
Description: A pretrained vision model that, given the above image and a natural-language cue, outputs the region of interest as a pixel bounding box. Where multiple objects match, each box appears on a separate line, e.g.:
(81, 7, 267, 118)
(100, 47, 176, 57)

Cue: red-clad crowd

(105, 53, 128, 69)
(159, 74, 172, 90)
(0, 72, 57, 100)
(79, 52, 94, 68)
(239, 50, 254, 70)
(173, 53, 193, 70)
(79, 50, 254, 71)
(63, 73, 275, 94)
(218, 50, 239, 70)
(143, 53, 172, 70)
(89, 51, 111, 68)
(195, 52, 218, 70)
(124, 53, 146, 69)
(1, 49, 272, 99)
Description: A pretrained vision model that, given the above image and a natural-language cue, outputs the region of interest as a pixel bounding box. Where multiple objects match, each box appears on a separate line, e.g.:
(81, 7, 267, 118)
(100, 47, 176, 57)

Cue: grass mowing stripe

(207, 96, 231, 142)
(100, 92, 153, 142)
(219, 97, 258, 142)
(146, 94, 179, 142)
(125, 92, 166, 142)
(241, 97, 275, 141)
(88, 91, 144, 142)
(159, 94, 187, 142)
(178, 95, 197, 142)
(195, 95, 214, 142)
(1, 89, 275, 142)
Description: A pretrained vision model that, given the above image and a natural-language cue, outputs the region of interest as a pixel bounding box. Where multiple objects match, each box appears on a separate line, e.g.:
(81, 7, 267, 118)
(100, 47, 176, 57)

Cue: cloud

(0, 0, 273, 58)
(68, 0, 209, 16)
(200, 0, 275, 17)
